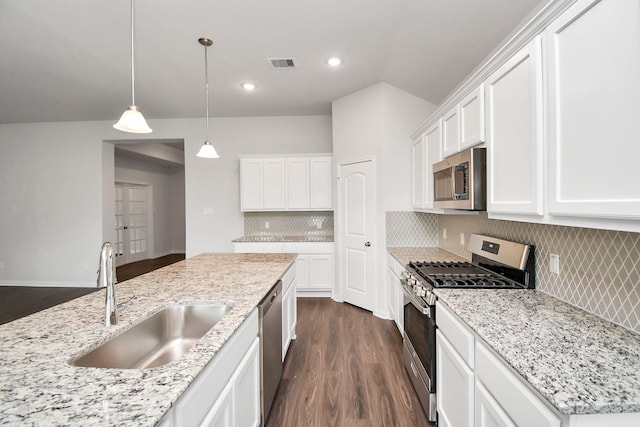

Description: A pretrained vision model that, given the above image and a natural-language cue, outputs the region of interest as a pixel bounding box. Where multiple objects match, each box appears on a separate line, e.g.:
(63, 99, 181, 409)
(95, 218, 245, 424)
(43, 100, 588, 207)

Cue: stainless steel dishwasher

(259, 280, 283, 425)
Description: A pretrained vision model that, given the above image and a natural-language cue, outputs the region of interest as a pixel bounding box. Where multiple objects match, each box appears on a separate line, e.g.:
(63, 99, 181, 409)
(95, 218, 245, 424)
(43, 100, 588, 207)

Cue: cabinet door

(387, 269, 397, 326)
(486, 36, 544, 215)
(232, 338, 261, 427)
(545, 0, 640, 219)
(263, 159, 286, 209)
(294, 255, 309, 289)
(437, 330, 474, 427)
(412, 137, 426, 209)
(310, 157, 332, 209)
(201, 381, 233, 427)
(287, 158, 310, 209)
(476, 380, 516, 427)
(282, 284, 292, 360)
(308, 254, 333, 290)
(442, 105, 460, 158)
(424, 120, 442, 209)
(460, 84, 486, 151)
(240, 159, 263, 211)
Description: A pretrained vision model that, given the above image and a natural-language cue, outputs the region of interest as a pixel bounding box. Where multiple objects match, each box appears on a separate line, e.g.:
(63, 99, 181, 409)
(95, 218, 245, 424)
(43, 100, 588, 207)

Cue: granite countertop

(387, 246, 467, 266)
(0, 253, 296, 426)
(436, 289, 640, 416)
(233, 234, 334, 243)
(387, 246, 640, 417)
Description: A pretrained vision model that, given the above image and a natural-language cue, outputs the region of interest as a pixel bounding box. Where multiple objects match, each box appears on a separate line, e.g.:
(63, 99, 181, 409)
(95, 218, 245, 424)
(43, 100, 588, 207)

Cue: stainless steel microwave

(433, 147, 486, 210)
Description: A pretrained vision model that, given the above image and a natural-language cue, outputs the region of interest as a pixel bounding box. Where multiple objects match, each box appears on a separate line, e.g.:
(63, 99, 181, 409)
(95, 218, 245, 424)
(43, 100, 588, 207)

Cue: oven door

(401, 285, 436, 391)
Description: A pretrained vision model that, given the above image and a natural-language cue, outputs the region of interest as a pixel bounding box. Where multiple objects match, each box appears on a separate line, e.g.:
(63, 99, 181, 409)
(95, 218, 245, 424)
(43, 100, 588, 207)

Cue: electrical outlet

(203, 208, 214, 216)
(443, 228, 447, 239)
(549, 254, 560, 275)
(460, 232, 465, 246)
(0, 261, 4, 269)
(265, 221, 270, 229)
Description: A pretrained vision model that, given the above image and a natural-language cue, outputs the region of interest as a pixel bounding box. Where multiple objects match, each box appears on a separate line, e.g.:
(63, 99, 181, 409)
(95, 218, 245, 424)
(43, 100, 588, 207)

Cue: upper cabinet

(240, 155, 332, 212)
(545, 0, 640, 220)
(442, 105, 461, 158)
(460, 85, 486, 152)
(412, 120, 442, 211)
(411, 0, 639, 232)
(486, 37, 544, 216)
(442, 85, 486, 158)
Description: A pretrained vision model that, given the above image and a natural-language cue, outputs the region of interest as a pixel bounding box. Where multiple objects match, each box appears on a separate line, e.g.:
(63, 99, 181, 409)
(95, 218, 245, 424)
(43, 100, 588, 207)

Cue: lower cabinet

(436, 303, 560, 427)
(234, 241, 334, 296)
(387, 254, 404, 334)
(160, 309, 260, 427)
(436, 330, 474, 427)
(281, 265, 297, 361)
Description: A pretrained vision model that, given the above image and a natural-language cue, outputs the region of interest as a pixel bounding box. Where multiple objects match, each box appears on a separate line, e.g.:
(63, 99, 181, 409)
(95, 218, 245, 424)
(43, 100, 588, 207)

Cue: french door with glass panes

(115, 184, 150, 266)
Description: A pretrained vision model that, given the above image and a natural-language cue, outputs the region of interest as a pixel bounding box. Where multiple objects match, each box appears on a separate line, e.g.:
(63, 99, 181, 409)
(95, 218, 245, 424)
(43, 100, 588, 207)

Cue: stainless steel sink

(70, 303, 232, 369)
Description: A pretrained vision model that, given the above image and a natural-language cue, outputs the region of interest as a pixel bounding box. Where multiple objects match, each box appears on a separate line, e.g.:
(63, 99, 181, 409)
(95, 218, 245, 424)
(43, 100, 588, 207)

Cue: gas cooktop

(407, 261, 520, 289)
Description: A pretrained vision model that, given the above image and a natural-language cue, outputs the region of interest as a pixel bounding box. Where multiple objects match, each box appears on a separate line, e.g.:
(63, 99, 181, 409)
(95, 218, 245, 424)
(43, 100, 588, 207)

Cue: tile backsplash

(439, 213, 640, 334)
(244, 211, 334, 236)
(386, 211, 438, 247)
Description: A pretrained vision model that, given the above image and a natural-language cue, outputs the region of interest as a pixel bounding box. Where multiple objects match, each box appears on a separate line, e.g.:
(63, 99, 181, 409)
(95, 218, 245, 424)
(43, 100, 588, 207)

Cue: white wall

(0, 115, 331, 286)
(114, 154, 186, 257)
(332, 82, 435, 317)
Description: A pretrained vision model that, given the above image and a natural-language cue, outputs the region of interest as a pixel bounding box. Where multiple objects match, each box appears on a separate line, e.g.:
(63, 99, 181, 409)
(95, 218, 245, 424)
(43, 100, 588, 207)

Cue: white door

(338, 160, 375, 311)
(115, 183, 150, 266)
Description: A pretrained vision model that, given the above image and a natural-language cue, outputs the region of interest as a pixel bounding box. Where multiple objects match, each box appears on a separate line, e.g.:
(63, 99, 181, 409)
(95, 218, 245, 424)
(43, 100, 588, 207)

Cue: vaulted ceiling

(0, 0, 543, 124)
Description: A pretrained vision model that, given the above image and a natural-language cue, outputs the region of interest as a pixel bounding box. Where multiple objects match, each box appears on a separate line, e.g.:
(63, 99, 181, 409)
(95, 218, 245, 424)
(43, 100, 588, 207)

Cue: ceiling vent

(269, 58, 296, 69)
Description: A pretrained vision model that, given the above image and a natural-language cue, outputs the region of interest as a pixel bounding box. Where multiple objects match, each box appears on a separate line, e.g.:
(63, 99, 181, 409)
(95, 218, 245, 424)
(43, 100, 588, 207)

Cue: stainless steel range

(400, 234, 535, 423)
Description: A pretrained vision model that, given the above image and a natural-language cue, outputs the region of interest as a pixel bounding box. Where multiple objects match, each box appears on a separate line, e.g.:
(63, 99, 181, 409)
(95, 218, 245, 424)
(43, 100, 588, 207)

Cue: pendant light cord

(130, 0, 136, 106)
(204, 43, 210, 142)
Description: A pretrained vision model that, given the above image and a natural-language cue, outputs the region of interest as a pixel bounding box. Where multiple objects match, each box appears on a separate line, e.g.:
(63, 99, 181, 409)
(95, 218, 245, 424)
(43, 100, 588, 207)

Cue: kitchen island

(0, 253, 296, 426)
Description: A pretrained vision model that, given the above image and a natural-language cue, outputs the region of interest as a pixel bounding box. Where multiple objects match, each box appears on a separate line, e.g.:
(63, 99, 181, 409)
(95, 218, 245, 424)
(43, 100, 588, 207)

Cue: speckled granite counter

(387, 246, 467, 266)
(387, 246, 640, 417)
(0, 253, 296, 426)
(435, 289, 640, 416)
(232, 234, 334, 242)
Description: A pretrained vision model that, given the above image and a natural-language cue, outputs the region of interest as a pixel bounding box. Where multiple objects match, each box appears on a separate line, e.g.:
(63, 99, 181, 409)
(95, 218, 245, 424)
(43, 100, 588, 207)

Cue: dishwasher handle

(261, 280, 282, 316)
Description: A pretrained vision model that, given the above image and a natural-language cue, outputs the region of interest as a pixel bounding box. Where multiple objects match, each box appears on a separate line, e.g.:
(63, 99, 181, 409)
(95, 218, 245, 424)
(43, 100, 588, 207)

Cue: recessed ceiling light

(326, 57, 343, 67)
(241, 82, 256, 91)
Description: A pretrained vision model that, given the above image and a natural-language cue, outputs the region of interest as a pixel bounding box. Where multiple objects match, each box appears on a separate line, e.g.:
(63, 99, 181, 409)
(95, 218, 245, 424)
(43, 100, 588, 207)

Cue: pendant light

(196, 38, 220, 158)
(113, 0, 152, 134)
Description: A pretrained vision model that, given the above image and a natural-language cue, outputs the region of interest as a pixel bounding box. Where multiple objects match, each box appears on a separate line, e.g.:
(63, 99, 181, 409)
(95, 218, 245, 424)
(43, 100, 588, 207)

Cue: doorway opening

(108, 139, 186, 280)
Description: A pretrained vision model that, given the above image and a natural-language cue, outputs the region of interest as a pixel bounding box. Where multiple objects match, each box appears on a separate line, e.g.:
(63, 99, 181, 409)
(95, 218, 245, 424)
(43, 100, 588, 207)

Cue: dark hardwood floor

(0, 254, 185, 325)
(266, 298, 432, 427)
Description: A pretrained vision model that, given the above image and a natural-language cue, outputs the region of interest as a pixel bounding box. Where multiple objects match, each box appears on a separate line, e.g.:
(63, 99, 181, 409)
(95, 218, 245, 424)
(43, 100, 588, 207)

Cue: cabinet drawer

(283, 242, 333, 254)
(476, 341, 560, 427)
(436, 303, 474, 368)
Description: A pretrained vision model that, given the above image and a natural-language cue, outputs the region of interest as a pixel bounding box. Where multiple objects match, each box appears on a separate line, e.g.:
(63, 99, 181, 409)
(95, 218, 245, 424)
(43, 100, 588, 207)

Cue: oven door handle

(401, 283, 432, 318)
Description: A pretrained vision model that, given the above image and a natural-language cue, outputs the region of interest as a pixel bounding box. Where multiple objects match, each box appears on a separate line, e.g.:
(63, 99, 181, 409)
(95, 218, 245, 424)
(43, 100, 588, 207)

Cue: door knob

(365, 241, 371, 247)
(123, 226, 129, 230)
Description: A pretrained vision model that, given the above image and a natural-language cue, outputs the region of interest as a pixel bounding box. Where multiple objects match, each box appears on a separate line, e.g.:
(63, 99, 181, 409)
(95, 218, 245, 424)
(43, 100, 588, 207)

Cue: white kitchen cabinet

(241, 155, 332, 212)
(309, 157, 332, 209)
(287, 158, 310, 209)
(460, 84, 486, 151)
(411, 136, 426, 209)
(234, 242, 334, 296)
(475, 380, 516, 427)
(387, 254, 404, 334)
(437, 329, 474, 427)
(281, 265, 297, 361)
(475, 341, 561, 427)
(166, 309, 260, 427)
(240, 158, 286, 211)
(545, 0, 640, 220)
(486, 36, 544, 216)
(442, 105, 460, 158)
(424, 120, 442, 209)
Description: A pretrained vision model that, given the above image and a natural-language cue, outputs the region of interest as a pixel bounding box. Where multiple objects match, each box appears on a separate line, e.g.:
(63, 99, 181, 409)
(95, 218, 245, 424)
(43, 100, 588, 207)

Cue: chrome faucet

(97, 242, 118, 327)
